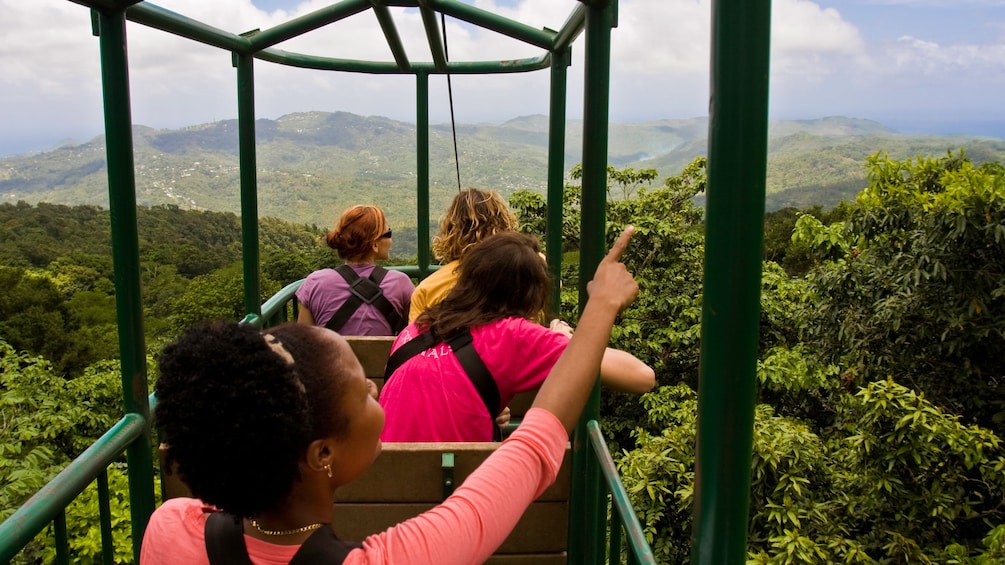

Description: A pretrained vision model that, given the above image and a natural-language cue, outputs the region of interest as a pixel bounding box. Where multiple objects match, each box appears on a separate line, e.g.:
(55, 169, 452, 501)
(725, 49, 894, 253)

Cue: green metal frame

(2, 0, 773, 561)
(692, 0, 771, 563)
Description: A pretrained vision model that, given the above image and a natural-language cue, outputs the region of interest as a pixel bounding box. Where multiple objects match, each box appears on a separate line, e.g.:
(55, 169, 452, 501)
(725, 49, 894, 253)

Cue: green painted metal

(587, 420, 657, 565)
(253, 50, 551, 74)
(416, 72, 432, 276)
(691, 0, 772, 563)
(610, 515, 623, 565)
(54, 512, 69, 565)
(97, 470, 114, 565)
(546, 47, 570, 313)
(569, 1, 616, 563)
(553, 4, 587, 50)
(0, 414, 147, 562)
(371, 3, 411, 70)
(126, 2, 251, 51)
(71, 0, 142, 11)
(94, 10, 155, 560)
(236, 53, 262, 319)
(424, 0, 555, 50)
(418, 5, 448, 72)
(247, 0, 370, 51)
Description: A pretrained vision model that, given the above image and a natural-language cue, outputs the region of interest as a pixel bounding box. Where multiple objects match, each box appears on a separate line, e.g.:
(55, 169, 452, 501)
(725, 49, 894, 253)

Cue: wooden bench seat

(335, 441, 570, 564)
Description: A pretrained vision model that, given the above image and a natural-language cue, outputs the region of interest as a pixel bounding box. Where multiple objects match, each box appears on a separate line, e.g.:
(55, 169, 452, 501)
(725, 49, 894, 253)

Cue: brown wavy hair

(431, 188, 517, 263)
(417, 231, 550, 337)
(325, 205, 387, 262)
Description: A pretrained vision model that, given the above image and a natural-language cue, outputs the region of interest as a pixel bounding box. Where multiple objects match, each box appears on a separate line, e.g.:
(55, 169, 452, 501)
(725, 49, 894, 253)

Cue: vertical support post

(568, 1, 616, 563)
(416, 71, 432, 275)
(691, 0, 771, 562)
(235, 52, 261, 319)
(93, 9, 155, 560)
(546, 47, 571, 313)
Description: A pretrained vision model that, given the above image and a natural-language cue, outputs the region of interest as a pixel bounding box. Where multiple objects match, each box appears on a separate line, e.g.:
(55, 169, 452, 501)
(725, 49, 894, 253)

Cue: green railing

(0, 415, 148, 564)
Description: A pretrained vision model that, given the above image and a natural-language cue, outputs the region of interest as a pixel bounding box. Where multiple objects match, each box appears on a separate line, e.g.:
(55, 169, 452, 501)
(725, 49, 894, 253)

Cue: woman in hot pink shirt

(379, 231, 655, 442)
(141, 227, 644, 565)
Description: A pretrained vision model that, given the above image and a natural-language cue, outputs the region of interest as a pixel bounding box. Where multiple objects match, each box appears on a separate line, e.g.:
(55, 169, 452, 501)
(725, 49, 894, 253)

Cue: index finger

(602, 225, 635, 264)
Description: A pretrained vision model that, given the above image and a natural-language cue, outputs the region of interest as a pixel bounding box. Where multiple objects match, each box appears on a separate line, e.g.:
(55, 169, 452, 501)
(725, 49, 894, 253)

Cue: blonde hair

(325, 205, 387, 262)
(431, 188, 517, 263)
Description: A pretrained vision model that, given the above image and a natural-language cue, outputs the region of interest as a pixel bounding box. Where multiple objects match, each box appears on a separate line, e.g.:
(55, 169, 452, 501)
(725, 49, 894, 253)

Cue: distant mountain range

(2, 111, 1004, 226)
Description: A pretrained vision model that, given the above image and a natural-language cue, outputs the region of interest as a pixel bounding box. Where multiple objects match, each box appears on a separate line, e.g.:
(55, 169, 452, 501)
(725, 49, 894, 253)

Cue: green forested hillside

(4, 113, 1004, 226)
(0, 202, 381, 376)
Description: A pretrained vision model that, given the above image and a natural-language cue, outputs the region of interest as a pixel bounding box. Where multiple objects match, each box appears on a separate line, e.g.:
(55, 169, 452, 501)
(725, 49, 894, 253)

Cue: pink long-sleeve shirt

(139, 408, 567, 565)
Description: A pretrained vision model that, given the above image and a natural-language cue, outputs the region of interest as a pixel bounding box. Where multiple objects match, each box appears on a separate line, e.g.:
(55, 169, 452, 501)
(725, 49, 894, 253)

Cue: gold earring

(324, 464, 332, 479)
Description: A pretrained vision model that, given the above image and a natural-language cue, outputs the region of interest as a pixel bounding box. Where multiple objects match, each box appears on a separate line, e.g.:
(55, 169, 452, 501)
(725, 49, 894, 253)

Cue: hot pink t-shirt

(296, 264, 414, 336)
(379, 318, 570, 442)
(139, 409, 567, 565)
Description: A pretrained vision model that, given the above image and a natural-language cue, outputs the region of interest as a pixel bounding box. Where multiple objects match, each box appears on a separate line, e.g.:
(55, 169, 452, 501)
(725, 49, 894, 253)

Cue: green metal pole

(416, 72, 431, 275)
(569, 1, 616, 563)
(691, 0, 771, 562)
(235, 52, 261, 318)
(546, 47, 570, 314)
(94, 9, 155, 560)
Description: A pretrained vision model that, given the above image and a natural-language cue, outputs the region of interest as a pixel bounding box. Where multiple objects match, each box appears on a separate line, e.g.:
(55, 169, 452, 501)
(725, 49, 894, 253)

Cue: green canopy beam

(424, 0, 555, 50)
(248, 0, 370, 51)
(370, 2, 412, 71)
(419, 5, 448, 72)
(253, 49, 550, 74)
(126, 2, 250, 51)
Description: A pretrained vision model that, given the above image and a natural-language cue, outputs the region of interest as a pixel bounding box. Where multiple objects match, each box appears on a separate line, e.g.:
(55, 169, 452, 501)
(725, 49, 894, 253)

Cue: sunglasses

(379, 229, 392, 239)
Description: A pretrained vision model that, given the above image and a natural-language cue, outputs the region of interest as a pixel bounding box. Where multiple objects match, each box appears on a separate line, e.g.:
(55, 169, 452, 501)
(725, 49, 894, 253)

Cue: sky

(1, 0, 1004, 156)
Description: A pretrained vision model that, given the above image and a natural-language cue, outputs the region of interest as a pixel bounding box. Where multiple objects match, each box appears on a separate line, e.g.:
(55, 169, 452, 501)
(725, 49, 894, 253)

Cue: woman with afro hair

(141, 227, 642, 565)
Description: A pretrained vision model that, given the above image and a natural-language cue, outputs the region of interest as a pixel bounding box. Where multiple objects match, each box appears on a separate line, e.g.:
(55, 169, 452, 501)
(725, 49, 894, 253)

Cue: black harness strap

(288, 527, 360, 565)
(205, 512, 359, 565)
(205, 513, 252, 565)
(384, 329, 502, 441)
(325, 265, 406, 334)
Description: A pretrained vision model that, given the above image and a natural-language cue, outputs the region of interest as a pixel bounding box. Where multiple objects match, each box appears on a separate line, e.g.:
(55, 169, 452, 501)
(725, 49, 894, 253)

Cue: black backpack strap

(204, 512, 360, 565)
(366, 266, 407, 333)
(204, 512, 253, 565)
(325, 265, 405, 333)
(324, 265, 365, 332)
(289, 526, 361, 565)
(447, 330, 503, 441)
(383, 331, 437, 380)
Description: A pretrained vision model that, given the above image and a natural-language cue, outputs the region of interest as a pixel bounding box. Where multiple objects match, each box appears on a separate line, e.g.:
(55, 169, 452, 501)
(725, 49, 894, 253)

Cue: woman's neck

(345, 253, 377, 265)
(243, 485, 336, 544)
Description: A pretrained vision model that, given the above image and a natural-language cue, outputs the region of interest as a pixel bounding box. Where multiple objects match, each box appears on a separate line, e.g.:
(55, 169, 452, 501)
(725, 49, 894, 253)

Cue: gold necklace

(248, 517, 325, 536)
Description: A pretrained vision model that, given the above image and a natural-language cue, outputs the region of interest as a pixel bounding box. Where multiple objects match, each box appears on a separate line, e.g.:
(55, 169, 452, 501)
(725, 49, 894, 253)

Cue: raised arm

(599, 348, 655, 394)
(533, 226, 641, 433)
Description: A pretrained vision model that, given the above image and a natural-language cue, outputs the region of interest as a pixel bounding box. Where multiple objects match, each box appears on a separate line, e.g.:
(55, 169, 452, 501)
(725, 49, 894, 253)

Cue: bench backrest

(336, 441, 570, 564)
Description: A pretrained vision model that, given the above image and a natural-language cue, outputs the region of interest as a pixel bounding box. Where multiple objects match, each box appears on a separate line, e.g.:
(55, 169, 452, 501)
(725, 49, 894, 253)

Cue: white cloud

(771, 0, 871, 79)
(2, 0, 1004, 154)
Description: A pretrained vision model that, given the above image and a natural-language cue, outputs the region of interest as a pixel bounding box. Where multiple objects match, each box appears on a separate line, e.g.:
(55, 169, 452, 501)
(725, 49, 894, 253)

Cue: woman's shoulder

(302, 268, 338, 283)
(152, 497, 215, 522)
(383, 268, 414, 284)
(473, 317, 549, 340)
